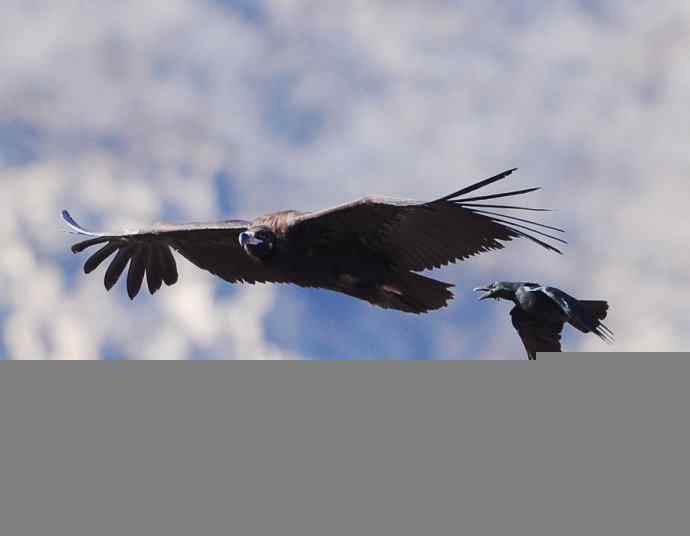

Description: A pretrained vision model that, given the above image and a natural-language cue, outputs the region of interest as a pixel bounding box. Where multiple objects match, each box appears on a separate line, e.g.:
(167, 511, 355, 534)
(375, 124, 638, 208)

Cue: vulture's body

(474, 281, 613, 358)
(64, 169, 565, 314)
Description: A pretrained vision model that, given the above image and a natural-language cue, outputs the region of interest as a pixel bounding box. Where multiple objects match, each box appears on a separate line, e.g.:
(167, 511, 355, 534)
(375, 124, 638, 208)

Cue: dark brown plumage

(63, 168, 565, 313)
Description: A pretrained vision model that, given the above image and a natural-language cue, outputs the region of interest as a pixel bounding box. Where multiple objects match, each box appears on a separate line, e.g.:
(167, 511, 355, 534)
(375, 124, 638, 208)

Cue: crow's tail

(572, 300, 614, 343)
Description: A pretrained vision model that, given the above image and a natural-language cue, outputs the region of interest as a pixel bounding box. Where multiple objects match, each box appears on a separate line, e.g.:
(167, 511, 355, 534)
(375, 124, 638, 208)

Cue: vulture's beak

(473, 286, 496, 301)
(239, 231, 263, 247)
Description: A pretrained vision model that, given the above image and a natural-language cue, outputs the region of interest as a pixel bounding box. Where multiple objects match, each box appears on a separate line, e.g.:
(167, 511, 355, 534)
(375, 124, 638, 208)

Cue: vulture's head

(239, 227, 276, 259)
(473, 281, 521, 301)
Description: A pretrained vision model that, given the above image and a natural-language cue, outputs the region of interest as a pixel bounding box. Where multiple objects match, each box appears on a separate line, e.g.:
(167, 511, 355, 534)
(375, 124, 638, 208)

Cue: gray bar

(0, 355, 687, 536)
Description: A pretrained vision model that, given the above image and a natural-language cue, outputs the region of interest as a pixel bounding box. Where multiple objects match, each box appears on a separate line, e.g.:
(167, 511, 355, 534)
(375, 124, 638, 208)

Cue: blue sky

(1, 0, 689, 359)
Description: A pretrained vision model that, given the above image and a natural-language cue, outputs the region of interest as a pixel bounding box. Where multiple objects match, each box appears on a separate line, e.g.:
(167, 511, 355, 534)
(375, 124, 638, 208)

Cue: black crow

(63, 168, 564, 314)
(473, 282, 613, 358)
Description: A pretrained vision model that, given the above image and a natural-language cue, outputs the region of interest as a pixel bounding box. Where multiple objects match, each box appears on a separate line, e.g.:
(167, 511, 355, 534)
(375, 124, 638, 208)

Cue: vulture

(63, 168, 565, 314)
(473, 281, 613, 358)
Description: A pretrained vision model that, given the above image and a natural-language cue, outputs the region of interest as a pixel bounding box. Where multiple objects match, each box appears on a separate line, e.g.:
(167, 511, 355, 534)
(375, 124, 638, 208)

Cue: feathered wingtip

(62, 210, 178, 298)
(435, 168, 567, 254)
(434, 168, 519, 202)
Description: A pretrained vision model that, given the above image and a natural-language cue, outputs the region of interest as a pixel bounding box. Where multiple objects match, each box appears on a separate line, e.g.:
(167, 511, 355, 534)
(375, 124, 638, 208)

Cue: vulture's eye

(256, 231, 274, 246)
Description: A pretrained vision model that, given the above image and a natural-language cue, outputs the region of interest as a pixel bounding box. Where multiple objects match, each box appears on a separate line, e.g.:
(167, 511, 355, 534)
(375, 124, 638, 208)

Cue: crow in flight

(64, 169, 564, 314)
(473, 281, 613, 358)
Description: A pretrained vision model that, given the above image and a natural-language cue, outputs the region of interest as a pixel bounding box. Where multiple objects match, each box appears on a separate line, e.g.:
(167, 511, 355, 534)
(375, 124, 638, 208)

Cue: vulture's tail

(379, 272, 455, 314)
(336, 272, 454, 314)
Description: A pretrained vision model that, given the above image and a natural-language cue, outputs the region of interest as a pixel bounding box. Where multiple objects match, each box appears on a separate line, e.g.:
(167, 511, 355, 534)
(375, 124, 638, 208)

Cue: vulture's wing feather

(287, 169, 565, 272)
(63, 211, 286, 298)
(510, 306, 563, 360)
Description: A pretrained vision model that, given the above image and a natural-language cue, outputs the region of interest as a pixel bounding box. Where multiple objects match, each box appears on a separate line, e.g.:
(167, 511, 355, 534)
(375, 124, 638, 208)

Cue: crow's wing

(540, 286, 614, 343)
(286, 169, 565, 272)
(510, 305, 564, 360)
(63, 211, 288, 299)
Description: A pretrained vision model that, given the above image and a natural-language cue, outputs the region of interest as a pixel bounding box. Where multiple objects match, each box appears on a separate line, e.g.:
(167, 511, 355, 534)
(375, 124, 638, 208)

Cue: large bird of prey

(63, 168, 564, 314)
(473, 281, 613, 358)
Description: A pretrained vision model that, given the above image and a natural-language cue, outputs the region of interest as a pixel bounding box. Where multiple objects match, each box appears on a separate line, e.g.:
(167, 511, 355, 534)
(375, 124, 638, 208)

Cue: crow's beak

(239, 231, 263, 247)
(473, 286, 495, 301)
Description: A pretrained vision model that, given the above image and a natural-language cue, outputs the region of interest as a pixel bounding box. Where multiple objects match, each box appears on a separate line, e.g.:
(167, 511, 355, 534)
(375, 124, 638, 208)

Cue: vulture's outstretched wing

(286, 169, 565, 272)
(539, 286, 614, 343)
(510, 306, 563, 360)
(63, 211, 286, 299)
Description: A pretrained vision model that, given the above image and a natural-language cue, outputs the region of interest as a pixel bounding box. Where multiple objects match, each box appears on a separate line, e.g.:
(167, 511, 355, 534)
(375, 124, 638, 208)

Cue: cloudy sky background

(1, 0, 688, 359)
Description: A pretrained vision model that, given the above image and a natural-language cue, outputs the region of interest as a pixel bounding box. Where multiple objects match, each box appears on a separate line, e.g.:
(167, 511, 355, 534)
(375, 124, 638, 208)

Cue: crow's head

(239, 226, 276, 259)
(473, 281, 521, 301)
